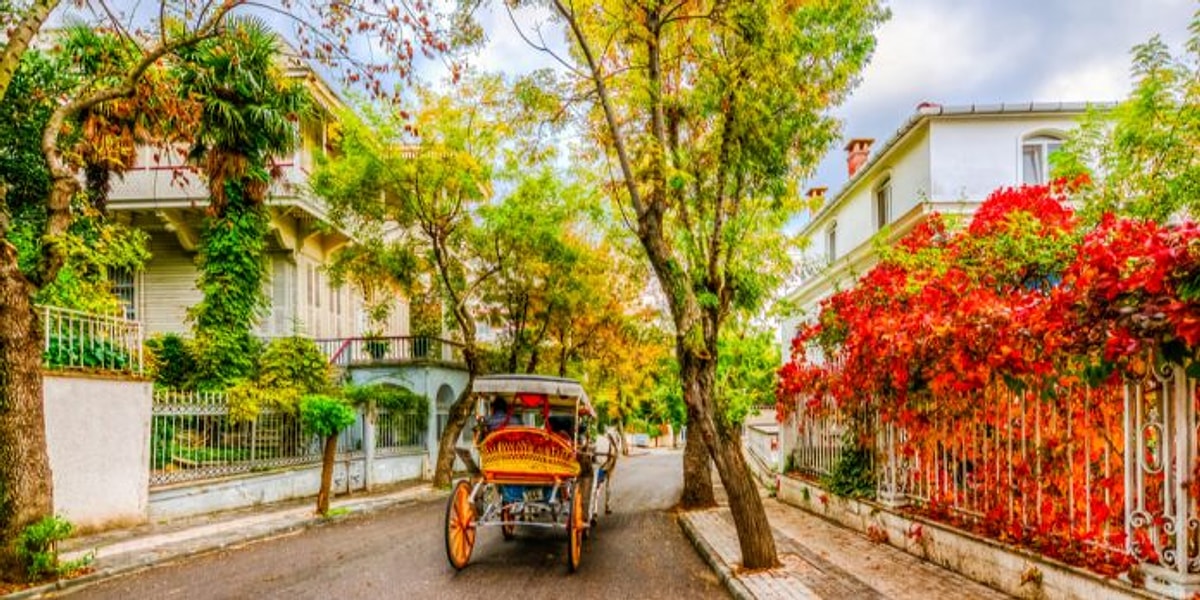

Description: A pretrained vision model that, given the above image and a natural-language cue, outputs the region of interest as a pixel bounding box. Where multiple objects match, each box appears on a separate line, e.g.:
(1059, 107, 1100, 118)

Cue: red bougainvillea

(777, 179, 1200, 574)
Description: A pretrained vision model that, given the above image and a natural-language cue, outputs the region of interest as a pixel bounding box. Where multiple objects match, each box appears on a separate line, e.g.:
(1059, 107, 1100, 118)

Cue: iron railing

(785, 360, 1199, 592)
(150, 390, 425, 487)
(317, 336, 465, 367)
(41, 305, 143, 374)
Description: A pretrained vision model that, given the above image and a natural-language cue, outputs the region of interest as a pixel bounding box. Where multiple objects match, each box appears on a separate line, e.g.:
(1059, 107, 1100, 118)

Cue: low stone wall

(150, 453, 425, 521)
(777, 475, 1157, 600)
(44, 374, 153, 531)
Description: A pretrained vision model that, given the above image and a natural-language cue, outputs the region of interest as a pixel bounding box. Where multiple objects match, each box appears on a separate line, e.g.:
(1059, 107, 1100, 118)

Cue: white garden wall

(43, 374, 153, 531)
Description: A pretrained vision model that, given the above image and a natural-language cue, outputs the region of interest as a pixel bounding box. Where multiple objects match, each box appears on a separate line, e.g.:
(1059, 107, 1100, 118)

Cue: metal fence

(150, 390, 426, 487)
(376, 409, 427, 456)
(41, 305, 143, 374)
(317, 336, 465, 367)
(785, 360, 1200, 592)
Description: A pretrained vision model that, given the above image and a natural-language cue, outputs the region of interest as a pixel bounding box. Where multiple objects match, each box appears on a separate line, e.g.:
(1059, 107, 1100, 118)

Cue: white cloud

(1032, 59, 1131, 102)
(805, 0, 1198, 192)
(851, 2, 1021, 110)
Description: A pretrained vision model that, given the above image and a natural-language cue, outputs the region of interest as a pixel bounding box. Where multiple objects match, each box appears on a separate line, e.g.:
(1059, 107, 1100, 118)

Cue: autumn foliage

(778, 179, 1200, 573)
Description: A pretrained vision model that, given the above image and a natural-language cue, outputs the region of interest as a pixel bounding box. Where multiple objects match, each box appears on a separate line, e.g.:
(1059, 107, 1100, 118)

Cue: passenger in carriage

(486, 397, 510, 433)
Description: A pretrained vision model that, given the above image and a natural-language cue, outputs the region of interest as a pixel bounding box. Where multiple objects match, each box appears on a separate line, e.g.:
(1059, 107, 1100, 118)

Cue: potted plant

(364, 333, 389, 360)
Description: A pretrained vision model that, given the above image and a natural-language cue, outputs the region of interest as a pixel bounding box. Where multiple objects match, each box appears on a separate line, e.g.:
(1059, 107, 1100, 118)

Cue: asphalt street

(65, 448, 728, 599)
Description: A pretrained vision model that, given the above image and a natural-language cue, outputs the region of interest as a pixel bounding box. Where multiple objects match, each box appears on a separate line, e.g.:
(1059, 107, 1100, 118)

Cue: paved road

(67, 449, 728, 599)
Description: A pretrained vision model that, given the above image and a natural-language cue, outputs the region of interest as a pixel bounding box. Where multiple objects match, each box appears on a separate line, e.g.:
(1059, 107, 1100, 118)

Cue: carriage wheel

(445, 480, 476, 570)
(566, 485, 584, 572)
(501, 504, 517, 540)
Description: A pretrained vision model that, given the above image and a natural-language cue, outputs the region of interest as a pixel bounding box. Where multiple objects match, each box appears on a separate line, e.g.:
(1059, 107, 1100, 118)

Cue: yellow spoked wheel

(567, 485, 584, 573)
(445, 480, 476, 570)
(501, 504, 517, 540)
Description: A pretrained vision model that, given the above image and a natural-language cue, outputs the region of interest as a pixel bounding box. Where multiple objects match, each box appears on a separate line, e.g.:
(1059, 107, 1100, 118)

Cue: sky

(464, 0, 1198, 203)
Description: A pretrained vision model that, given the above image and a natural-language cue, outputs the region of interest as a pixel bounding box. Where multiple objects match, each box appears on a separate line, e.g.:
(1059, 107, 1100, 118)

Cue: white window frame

(825, 221, 837, 263)
(874, 177, 892, 231)
(1020, 133, 1065, 186)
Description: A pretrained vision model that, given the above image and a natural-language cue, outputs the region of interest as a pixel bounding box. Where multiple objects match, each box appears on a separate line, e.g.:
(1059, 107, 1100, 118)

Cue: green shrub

(15, 515, 90, 581)
(821, 431, 876, 499)
(225, 337, 330, 423)
(146, 333, 196, 389)
(258, 336, 332, 395)
(43, 334, 130, 371)
(227, 378, 301, 423)
(190, 332, 263, 390)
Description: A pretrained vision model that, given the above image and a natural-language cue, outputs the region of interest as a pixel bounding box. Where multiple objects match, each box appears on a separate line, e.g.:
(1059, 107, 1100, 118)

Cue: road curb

(4, 486, 444, 599)
(678, 512, 756, 600)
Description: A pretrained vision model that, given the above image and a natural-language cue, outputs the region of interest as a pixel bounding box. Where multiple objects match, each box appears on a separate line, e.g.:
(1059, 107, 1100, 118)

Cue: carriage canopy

(472, 374, 593, 415)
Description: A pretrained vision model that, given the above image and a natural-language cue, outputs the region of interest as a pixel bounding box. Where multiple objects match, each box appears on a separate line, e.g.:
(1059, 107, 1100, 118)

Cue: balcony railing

(41, 305, 143, 375)
(317, 336, 465, 367)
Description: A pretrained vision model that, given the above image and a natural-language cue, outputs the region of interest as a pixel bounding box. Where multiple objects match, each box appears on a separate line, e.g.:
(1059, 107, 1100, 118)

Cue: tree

(474, 169, 583, 373)
(1054, 11, 1200, 224)
(525, 0, 887, 567)
(300, 394, 357, 516)
(474, 169, 639, 378)
(0, 48, 150, 317)
(312, 76, 509, 487)
(0, 9, 234, 577)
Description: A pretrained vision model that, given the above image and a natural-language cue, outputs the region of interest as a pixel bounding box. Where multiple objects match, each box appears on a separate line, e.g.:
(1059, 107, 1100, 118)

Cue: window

(111, 268, 137, 320)
(825, 221, 837, 262)
(1021, 134, 1063, 185)
(874, 177, 892, 231)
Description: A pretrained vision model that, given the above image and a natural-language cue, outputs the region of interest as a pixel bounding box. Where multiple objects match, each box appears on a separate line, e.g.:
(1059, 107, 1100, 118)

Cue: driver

(547, 414, 574, 440)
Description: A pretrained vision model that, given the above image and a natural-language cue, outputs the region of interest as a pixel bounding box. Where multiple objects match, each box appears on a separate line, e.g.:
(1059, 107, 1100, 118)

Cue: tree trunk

(0, 250, 54, 581)
(316, 433, 338, 516)
(432, 374, 476, 488)
(681, 351, 778, 569)
(680, 403, 715, 509)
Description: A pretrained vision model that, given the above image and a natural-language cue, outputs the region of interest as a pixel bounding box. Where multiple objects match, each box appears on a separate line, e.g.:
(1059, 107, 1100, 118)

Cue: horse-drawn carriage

(444, 374, 615, 572)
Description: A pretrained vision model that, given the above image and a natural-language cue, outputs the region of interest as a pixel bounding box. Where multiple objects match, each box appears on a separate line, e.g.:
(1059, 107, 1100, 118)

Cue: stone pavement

(680, 493, 1012, 600)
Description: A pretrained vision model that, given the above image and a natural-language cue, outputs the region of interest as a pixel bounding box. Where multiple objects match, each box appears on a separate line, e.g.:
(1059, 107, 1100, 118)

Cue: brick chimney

(845, 138, 874, 178)
(805, 186, 828, 209)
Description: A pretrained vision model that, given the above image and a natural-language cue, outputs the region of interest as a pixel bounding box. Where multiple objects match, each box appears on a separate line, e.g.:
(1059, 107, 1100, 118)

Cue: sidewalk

(6, 483, 443, 599)
(680, 488, 1012, 600)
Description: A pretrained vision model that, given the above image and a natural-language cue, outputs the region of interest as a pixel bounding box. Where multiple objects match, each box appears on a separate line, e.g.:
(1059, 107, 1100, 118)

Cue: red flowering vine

(777, 179, 1200, 574)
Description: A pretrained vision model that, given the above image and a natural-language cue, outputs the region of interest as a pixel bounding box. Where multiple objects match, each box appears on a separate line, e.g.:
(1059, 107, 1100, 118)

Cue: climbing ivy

(178, 20, 308, 390)
(189, 181, 271, 389)
(344, 384, 429, 422)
